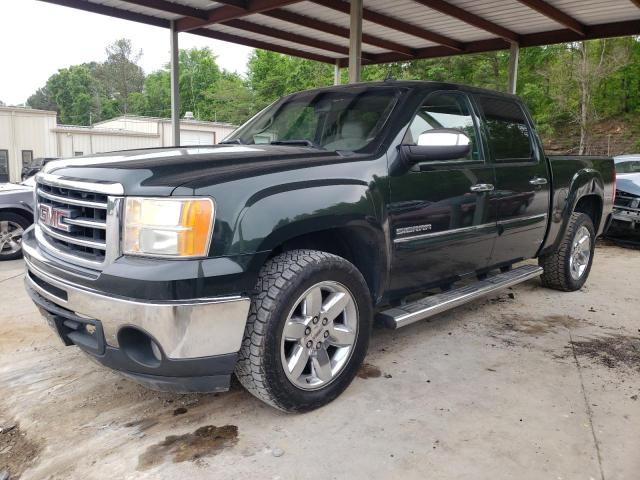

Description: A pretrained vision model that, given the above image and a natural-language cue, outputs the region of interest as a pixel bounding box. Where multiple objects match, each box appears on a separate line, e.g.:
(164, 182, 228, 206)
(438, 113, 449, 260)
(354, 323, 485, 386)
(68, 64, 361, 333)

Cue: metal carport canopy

(38, 0, 640, 144)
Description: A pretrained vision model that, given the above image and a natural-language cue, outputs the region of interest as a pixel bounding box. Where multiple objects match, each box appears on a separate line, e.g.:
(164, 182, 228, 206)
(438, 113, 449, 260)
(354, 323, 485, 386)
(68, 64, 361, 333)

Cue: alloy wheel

(0, 221, 24, 257)
(280, 280, 359, 391)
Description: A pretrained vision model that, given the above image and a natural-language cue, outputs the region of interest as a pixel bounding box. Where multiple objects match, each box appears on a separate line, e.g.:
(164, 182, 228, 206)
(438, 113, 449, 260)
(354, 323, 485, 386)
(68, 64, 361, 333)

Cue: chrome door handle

(529, 177, 548, 186)
(470, 183, 494, 192)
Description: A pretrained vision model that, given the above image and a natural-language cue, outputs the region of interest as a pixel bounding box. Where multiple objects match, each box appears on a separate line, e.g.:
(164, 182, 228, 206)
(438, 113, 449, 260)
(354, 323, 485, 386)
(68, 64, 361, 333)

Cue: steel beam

(412, 0, 519, 43)
(191, 28, 337, 63)
(315, 0, 464, 51)
(507, 42, 519, 95)
(345, 19, 640, 66)
(177, 0, 304, 32)
(170, 20, 180, 147)
(262, 9, 414, 57)
(38, 0, 170, 27)
(117, 0, 208, 19)
(349, 0, 363, 84)
(516, 0, 586, 36)
(224, 18, 370, 58)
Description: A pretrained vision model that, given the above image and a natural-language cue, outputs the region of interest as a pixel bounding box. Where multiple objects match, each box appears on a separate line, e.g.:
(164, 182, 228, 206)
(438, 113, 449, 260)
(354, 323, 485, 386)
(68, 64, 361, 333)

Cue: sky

(0, 0, 253, 106)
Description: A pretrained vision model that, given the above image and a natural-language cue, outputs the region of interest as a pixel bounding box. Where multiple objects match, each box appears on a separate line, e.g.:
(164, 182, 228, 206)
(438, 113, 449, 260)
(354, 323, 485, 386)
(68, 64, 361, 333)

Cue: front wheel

(0, 212, 30, 261)
(235, 249, 372, 412)
(539, 212, 595, 291)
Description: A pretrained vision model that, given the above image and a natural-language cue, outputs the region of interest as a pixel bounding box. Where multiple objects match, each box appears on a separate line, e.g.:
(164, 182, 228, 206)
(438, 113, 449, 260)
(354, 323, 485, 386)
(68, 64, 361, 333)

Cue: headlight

(123, 197, 214, 257)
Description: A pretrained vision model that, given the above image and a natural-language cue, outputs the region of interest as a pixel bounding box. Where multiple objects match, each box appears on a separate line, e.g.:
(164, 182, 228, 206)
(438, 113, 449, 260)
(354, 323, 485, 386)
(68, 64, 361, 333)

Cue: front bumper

(610, 207, 640, 233)
(23, 233, 251, 393)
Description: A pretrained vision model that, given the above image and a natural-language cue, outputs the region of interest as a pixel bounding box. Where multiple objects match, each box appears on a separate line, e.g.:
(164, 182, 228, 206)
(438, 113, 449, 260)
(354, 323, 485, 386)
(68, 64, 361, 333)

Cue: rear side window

(476, 96, 533, 161)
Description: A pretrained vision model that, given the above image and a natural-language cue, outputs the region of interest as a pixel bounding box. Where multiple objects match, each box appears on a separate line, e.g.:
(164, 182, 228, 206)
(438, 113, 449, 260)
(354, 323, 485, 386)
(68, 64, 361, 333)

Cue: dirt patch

(357, 363, 382, 379)
(497, 314, 586, 336)
(124, 418, 160, 432)
(0, 422, 41, 478)
(137, 425, 238, 471)
(568, 334, 640, 371)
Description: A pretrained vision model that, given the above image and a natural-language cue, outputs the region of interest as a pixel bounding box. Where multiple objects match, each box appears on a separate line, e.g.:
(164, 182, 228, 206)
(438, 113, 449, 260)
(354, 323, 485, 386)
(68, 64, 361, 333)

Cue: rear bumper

(23, 232, 251, 393)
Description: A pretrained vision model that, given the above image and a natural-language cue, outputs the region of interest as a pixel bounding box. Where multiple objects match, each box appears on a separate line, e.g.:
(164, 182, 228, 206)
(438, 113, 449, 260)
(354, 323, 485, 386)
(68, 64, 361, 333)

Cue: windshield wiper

(270, 139, 324, 149)
(219, 138, 244, 145)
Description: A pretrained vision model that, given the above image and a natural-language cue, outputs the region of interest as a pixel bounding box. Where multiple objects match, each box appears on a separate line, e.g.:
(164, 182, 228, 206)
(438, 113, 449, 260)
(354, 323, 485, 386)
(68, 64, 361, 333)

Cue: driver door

(388, 91, 498, 295)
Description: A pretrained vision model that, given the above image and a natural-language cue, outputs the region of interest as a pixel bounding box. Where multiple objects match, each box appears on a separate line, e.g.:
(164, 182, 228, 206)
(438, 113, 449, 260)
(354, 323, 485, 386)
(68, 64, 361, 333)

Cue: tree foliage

(26, 36, 640, 151)
(94, 39, 145, 115)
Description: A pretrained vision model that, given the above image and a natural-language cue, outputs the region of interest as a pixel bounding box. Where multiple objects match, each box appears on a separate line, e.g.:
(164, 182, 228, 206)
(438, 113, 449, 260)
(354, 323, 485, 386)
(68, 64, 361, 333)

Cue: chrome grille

(35, 173, 123, 270)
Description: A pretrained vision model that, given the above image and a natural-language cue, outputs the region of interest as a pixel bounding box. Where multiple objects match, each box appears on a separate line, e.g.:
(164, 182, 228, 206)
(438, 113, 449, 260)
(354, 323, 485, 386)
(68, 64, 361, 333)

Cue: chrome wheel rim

(280, 280, 358, 391)
(0, 221, 24, 256)
(569, 225, 591, 281)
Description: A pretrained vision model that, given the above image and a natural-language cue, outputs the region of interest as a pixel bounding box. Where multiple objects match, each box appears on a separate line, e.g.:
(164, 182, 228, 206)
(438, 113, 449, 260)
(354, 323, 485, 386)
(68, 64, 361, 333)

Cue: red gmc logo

(39, 204, 71, 232)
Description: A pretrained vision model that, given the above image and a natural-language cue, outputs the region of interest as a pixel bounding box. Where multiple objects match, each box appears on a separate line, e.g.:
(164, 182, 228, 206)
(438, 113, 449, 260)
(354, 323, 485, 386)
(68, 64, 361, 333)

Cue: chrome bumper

(24, 250, 250, 360)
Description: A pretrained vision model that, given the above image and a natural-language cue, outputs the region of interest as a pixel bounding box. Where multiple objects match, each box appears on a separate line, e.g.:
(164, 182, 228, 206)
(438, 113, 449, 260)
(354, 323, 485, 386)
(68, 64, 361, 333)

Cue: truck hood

(617, 173, 640, 197)
(44, 145, 362, 195)
(0, 183, 32, 194)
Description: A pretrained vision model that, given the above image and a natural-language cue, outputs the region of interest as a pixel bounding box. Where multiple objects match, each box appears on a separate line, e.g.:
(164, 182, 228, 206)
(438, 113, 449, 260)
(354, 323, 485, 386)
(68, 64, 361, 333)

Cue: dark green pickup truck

(23, 81, 614, 412)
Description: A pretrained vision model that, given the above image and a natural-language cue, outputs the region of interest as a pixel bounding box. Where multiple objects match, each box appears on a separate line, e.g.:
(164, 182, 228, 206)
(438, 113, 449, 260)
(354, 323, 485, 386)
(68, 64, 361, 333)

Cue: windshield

(615, 160, 640, 174)
(225, 87, 401, 152)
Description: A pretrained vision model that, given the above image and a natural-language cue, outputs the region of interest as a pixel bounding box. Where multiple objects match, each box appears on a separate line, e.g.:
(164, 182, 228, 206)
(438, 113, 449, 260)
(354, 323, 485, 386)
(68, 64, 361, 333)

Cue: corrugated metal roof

(39, 0, 640, 65)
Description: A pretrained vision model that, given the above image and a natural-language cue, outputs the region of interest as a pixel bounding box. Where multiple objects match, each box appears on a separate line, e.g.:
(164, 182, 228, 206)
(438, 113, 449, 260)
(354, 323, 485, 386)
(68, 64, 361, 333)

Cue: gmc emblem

(39, 204, 72, 232)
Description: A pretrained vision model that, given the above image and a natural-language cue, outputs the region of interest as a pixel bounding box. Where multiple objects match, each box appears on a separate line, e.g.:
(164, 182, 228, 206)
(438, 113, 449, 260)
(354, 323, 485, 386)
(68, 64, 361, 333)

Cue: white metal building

(0, 106, 237, 183)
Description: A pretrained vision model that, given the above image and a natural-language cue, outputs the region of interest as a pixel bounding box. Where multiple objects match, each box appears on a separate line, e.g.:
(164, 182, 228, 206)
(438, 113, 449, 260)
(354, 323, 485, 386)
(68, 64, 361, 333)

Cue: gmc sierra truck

(23, 81, 614, 412)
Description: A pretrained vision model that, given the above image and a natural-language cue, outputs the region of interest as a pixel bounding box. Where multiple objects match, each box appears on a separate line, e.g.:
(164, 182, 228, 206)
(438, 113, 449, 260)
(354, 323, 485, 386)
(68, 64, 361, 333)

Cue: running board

(378, 264, 543, 329)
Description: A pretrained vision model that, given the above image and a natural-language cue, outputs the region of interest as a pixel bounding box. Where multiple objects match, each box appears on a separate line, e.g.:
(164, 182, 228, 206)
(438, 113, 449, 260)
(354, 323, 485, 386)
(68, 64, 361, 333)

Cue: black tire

(0, 212, 30, 261)
(235, 249, 372, 412)
(539, 212, 595, 291)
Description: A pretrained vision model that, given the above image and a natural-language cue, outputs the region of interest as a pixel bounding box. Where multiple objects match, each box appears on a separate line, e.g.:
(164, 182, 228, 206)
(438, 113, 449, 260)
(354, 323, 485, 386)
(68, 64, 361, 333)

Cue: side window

(404, 93, 480, 160)
(476, 96, 533, 161)
(22, 150, 34, 169)
(0, 150, 8, 182)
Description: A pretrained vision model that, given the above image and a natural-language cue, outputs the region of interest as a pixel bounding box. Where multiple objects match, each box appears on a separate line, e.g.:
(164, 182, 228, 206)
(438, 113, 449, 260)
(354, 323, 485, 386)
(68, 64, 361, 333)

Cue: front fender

(229, 180, 385, 255)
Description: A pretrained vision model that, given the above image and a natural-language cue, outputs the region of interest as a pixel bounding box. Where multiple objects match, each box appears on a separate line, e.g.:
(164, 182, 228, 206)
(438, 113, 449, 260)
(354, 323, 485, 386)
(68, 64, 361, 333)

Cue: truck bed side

(540, 155, 615, 256)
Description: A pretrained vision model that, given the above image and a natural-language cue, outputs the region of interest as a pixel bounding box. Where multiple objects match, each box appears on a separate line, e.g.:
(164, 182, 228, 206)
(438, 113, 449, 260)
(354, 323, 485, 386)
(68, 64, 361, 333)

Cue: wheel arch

(0, 207, 34, 224)
(540, 168, 605, 257)
(267, 225, 388, 304)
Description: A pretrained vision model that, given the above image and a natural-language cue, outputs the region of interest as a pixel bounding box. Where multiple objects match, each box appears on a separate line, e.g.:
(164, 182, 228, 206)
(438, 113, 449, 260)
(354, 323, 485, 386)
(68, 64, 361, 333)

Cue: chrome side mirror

(416, 129, 471, 149)
(399, 128, 472, 165)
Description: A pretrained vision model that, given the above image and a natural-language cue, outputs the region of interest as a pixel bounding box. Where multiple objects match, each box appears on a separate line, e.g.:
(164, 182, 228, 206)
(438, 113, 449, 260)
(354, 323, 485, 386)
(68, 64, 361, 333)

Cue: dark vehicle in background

(609, 155, 640, 236)
(0, 176, 35, 260)
(21, 81, 614, 412)
(22, 157, 58, 180)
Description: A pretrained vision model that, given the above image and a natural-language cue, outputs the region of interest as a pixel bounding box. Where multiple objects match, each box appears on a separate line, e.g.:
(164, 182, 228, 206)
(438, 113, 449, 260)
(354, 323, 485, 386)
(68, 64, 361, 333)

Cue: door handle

(529, 177, 548, 186)
(470, 183, 494, 192)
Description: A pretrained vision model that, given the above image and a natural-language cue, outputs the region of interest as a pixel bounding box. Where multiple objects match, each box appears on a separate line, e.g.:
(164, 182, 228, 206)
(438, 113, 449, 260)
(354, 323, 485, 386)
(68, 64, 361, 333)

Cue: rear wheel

(235, 249, 372, 412)
(0, 212, 30, 261)
(539, 212, 595, 291)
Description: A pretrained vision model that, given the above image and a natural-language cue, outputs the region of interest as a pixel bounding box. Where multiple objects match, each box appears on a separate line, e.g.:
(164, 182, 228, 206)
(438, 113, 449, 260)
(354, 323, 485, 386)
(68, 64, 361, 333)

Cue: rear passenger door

(388, 91, 498, 295)
(474, 95, 550, 265)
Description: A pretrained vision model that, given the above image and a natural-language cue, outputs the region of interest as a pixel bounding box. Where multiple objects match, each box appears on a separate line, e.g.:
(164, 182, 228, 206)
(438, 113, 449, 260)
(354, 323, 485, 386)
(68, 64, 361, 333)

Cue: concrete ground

(1, 241, 639, 480)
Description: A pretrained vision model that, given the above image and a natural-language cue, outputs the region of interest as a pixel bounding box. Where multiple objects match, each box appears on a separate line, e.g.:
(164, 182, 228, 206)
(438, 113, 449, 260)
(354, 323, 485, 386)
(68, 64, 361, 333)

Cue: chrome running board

(378, 264, 543, 329)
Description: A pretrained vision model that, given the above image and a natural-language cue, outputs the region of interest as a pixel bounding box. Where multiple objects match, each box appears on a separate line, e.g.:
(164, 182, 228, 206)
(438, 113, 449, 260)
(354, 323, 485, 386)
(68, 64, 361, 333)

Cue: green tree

(45, 65, 100, 125)
(247, 50, 334, 107)
(95, 39, 145, 114)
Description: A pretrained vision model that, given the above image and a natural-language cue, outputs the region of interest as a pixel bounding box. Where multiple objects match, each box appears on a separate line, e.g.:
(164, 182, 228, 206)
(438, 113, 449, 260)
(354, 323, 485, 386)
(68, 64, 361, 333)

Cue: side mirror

(400, 128, 471, 164)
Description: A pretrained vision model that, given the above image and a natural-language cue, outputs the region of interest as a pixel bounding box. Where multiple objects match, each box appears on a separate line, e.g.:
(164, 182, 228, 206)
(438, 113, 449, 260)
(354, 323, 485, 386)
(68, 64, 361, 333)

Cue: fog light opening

(150, 339, 162, 362)
(118, 327, 163, 368)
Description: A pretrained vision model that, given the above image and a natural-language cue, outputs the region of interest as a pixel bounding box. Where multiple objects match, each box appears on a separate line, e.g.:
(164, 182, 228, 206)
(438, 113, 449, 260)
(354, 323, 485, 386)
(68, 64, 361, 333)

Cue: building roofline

(0, 106, 58, 115)
(92, 114, 237, 128)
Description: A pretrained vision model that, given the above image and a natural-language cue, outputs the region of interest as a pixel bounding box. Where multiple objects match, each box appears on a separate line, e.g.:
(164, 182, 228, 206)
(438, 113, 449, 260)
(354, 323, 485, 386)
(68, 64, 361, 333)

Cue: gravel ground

(1, 240, 639, 479)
